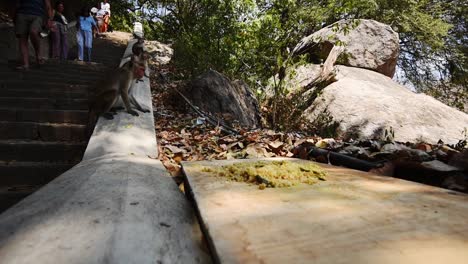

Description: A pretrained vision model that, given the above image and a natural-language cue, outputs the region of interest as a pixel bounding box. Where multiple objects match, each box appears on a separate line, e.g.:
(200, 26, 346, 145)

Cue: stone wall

(0, 23, 16, 62)
(0, 21, 77, 62)
(0, 0, 81, 20)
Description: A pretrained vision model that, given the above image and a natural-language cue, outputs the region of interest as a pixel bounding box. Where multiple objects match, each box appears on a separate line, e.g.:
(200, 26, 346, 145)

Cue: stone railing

(0, 26, 211, 263)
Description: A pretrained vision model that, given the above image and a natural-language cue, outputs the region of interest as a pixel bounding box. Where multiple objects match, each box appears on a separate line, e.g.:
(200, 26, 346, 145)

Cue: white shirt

(96, 9, 106, 18)
(100, 2, 111, 16)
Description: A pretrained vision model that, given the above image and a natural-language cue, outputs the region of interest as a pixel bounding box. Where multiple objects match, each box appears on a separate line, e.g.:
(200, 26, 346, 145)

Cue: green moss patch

(201, 160, 327, 189)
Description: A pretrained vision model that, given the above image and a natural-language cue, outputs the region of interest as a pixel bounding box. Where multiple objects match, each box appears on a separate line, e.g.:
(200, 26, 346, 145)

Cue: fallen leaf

(245, 144, 269, 158)
(165, 145, 186, 154)
(268, 140, 284, 149)
(173, 153, 184, 163)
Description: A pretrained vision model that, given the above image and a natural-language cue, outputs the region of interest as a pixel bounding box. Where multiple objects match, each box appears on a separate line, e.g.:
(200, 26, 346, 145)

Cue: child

(76, 6, 98, 62)
(90, 7, 99, 38)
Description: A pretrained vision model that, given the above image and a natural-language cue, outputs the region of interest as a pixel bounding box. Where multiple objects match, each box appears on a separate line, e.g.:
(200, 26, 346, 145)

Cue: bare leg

(51, 29, 60, 58)
(18, 37, 30, 67)
(61, 33, 68, 59)
(29, 29, 42, 65)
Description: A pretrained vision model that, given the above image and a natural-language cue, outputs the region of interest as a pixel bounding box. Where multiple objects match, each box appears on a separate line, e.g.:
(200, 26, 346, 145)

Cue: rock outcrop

(145, 40, 173, 65)
(300, 66, 468, 144)
(293, 19, 399, 77)
(186, 70, 261, 128)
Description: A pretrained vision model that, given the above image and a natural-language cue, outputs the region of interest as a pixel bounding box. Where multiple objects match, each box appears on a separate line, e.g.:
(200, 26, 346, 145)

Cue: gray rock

(302, 66, 468, 144)
(268, 64, 322, 96)
(407, 149, 433, 162)
(186, 70, 261, 128)
(339, 146, 371, 158)
(448, 150, 468, 171)
(422, 160, 461, 172)
(381, 143, 409, 153)
(442, 173, 468, 193)
(145, 40, 173, 65)
(293, 19, 399, 77)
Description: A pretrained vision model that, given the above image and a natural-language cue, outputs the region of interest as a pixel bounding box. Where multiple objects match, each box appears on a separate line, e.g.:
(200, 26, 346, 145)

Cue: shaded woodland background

(1, 0, 466, 113)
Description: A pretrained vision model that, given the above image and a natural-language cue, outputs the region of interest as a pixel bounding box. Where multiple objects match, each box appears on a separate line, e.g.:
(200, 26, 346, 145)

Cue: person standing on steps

(90, 6, 100, 38)
(100, 0, 111, 17)
(13, 0, 53, 71)
(101, 11, 110, 33)
(95, 8, 106, 35)
(100, 0, 110, 33)
(76, 6, 98, 62)
(50, 1, 68, 60)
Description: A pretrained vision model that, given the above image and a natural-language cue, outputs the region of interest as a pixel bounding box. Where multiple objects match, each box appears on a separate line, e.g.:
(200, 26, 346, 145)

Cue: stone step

(0, 97, 89, 110)
(0, 161, 74, 186)
(34, 62, 109, 73)
(0, 66, 105, 79)
(0, 81, 90, 91)
(0, 121, 87, 141)
(43, 59, 110, 68)
(0, 73, 100, 85)
(0, 140, 86, 162)
(0, 108, 89, 124)
(0, 88, 89, 99)
(92, 58, 121, 65)
(0, 185, 40, 214)
(0, 61, 109, 73)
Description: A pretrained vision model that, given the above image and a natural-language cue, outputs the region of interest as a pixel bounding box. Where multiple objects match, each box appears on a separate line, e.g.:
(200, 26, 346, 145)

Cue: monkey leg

(91, 88, 119, 120)
(128, 110, 139, 116)
(120, 75, 139, 117)
(110, 106, 125, 111)
(102, 112, 115, 120)
(130, 94, 150, 113)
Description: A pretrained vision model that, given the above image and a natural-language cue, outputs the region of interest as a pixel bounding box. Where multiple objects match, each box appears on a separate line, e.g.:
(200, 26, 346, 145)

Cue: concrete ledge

(84, 38, 156, 160)
(0, 155, 210, 263)
(0, 35, 211, 263)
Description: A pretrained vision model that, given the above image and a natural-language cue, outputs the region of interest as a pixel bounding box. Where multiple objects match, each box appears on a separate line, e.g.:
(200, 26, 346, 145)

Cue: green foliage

(110, 0, 466, 122)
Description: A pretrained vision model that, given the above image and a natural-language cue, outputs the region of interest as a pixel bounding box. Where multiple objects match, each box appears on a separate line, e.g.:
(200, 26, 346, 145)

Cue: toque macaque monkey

(131, 37, 150, 82)
(89, 54, 149, 124)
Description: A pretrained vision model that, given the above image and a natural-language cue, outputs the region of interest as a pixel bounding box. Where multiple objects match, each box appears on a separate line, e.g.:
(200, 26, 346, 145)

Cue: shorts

(15, 14, 43, 37)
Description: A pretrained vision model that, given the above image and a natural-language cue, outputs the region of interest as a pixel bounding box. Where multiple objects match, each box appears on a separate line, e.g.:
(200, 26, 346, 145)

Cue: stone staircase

(0, 35, 126, 213)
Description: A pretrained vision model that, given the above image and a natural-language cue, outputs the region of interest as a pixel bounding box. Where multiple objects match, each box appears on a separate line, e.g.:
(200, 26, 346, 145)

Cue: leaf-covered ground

(150, 65, 320, 177)
(148, 47, 468, 193)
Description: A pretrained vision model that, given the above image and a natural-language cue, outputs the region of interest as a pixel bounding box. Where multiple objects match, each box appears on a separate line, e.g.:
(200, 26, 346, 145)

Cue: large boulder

(293, 19, 399, 77)
(145, 40, 173, 65)
(300, 66, 468, 144)
(186, 70, 261, 128)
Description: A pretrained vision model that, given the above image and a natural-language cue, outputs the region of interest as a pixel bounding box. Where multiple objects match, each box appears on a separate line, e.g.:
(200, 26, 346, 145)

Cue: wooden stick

(306, 147, 384, 171)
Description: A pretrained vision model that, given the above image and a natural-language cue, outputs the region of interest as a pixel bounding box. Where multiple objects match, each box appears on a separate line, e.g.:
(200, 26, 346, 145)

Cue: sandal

(37, 57, 46, 65)
(15, 65, 29, 71)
